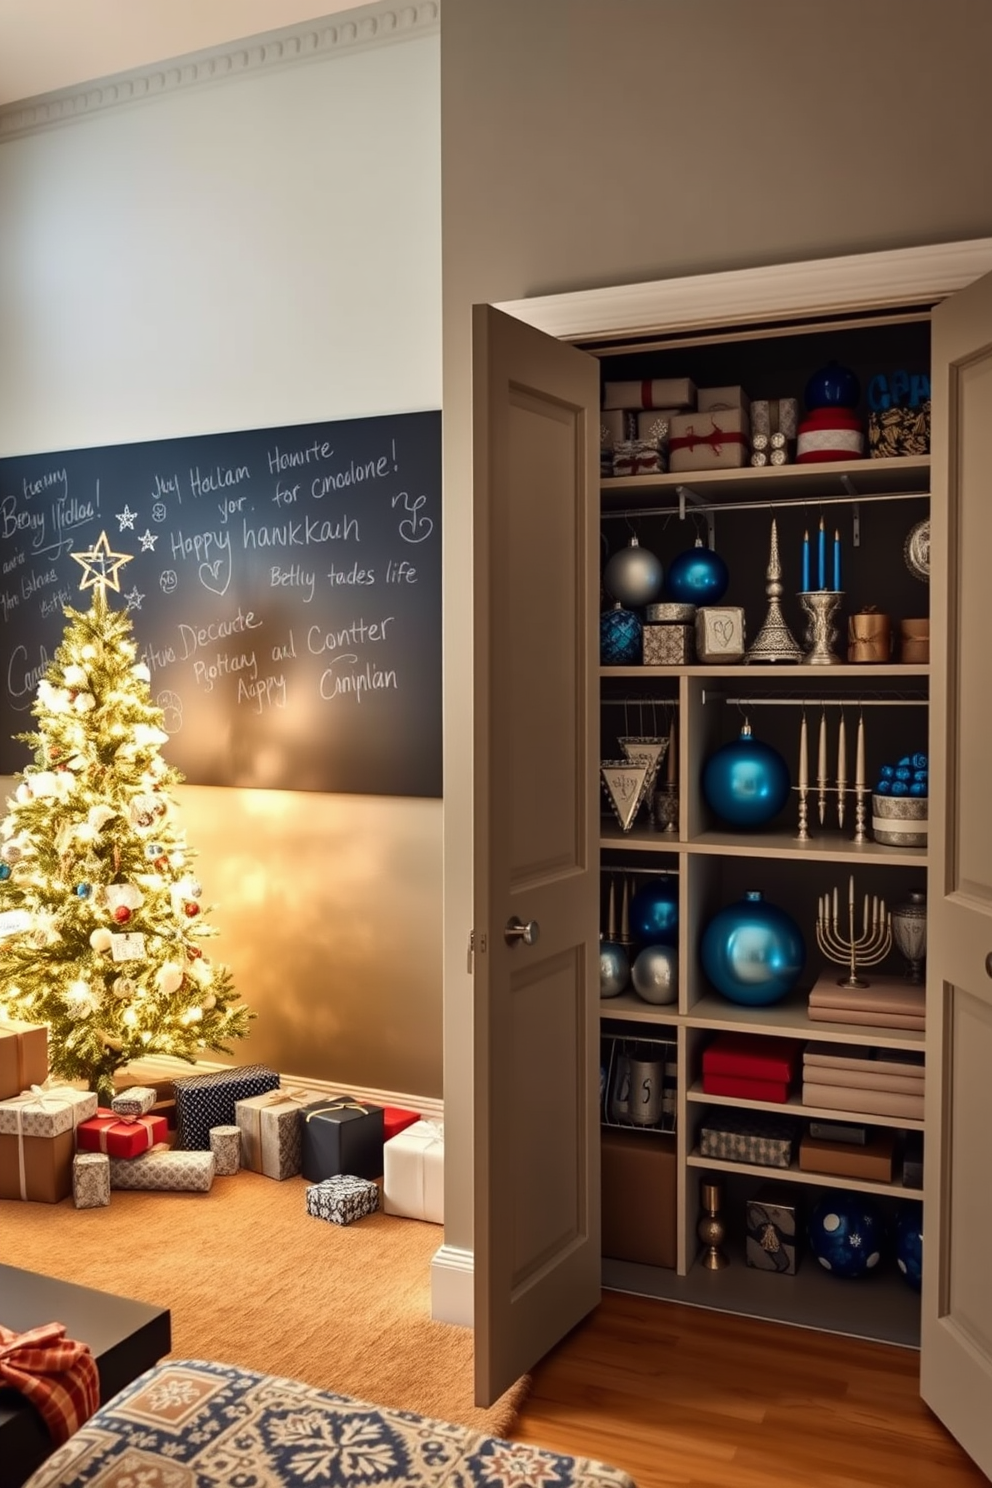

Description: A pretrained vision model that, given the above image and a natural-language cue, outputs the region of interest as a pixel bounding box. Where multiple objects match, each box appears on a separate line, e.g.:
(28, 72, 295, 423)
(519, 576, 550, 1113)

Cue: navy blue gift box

(173, 1064, 280, 1149)
(301, 1096, 384, 1182)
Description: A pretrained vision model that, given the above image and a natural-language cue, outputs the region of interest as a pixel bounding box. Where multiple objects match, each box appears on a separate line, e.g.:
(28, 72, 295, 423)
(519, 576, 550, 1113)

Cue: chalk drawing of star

(125, 586, 145, 612)
(138, 529, 158, 551)
(71, 532, 133, 594)
(116, 505, 137, 531)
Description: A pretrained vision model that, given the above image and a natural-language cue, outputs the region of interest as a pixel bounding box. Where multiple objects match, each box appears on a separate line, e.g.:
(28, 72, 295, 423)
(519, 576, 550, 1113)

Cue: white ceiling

(0, 0, 363, 104)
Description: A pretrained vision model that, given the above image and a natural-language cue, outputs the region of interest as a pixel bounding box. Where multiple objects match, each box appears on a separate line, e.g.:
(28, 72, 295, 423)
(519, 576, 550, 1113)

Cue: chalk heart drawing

(713, 618, 735, 646)
(199, 558, 231, 596)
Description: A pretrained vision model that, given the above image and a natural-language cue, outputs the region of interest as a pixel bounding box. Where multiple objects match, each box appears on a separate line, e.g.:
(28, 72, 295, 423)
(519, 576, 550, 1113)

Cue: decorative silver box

(73, 1151, 110, 1209)
(111, 1085, 158, 1123)
(695, 606, 746, 663)
(642, 623, 694, 666)
(871, 793, 928, 848)
(645, 602, 696, 624)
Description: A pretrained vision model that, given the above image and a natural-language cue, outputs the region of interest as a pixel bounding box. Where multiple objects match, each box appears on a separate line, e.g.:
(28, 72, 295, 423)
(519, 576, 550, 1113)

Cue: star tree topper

(71, 531, 133, 594)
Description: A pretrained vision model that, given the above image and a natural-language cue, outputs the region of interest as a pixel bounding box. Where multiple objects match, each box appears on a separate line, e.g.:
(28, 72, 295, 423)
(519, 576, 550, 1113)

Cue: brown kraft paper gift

(848, 609, 891, 663)
(0, 1020, 48, 1102)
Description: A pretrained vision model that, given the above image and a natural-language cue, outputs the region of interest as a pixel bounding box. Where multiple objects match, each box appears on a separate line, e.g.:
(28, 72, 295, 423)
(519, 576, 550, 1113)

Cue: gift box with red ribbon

(300, 1095, 384, 1182)
(796, 407, 865, 463)
(668, 409, 750, 473)
(77, 1107, 169, 1159)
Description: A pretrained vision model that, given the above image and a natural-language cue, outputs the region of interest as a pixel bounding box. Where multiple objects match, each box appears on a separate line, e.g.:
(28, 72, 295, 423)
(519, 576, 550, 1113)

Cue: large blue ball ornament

(808, 1191, 883, 1278)
(701, 890, 805, 1006)
(666, 540, 729, 605)
(600, 603, 641, 665)
(804, 360, 861, 410)
(895, 1201, 923, 1290)
(629, 878, 678, 947)
(702, 723, 791, 829)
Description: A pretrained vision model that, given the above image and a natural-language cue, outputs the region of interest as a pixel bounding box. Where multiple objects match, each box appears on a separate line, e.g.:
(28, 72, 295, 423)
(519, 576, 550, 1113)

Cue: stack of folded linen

(801, 1041, 925, 1121)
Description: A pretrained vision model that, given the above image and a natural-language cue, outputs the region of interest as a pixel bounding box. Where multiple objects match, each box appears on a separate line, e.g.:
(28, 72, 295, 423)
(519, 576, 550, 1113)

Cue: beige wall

(440, 0, 992, 1253)
(0, 8, 443, 1099)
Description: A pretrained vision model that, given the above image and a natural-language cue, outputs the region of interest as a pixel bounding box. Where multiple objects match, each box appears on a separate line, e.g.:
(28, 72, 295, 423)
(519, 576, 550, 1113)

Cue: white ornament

(88, 804, 116, 833)
(73, 692, 96, 713)
(132, 662, 151, 682)
(201, 991, 217, 1010)
(104, 882, 144, 912)
(37, 680, 71, 714)
(89, 928, 114, 954)
(63, 664, 89, 687)
(133, 724, 169, 748)
(65, 981, 96, 1019)
(26, 771, 59, 798)
(156, 963, 184, 995)
(14, 783, 31, 805)
(111, 975, 136, 1000)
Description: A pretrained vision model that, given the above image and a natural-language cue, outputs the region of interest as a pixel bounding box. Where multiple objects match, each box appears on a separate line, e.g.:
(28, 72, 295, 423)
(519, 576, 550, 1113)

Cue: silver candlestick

(816, 875, 892, 989)
(799, 590, 844, 665)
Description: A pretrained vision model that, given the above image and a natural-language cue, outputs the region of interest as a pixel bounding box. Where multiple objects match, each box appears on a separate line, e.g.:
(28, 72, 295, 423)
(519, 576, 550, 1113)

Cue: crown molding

(0, 1, 440, 142)
(495, 238, 992, 344)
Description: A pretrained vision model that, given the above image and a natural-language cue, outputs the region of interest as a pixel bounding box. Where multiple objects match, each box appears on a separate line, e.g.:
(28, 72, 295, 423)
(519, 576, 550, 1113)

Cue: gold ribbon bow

(305, 1101, 371, 1122)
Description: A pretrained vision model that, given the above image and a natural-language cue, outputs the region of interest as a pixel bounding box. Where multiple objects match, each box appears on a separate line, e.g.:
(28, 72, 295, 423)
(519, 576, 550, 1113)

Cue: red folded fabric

(0, 1320, 100, 1444)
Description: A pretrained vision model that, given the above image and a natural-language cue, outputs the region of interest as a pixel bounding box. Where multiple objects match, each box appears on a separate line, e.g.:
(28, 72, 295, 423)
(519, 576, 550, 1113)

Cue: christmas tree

(0, 531, 251, 1101)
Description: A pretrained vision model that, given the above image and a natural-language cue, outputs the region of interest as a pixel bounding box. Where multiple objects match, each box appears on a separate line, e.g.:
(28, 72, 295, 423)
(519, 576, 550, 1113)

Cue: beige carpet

(0, 1170, 529, 1438)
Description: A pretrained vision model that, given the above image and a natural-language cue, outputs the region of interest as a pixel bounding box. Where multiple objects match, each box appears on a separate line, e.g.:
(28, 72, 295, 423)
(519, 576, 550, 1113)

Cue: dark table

(0, 1263, 171, 1488)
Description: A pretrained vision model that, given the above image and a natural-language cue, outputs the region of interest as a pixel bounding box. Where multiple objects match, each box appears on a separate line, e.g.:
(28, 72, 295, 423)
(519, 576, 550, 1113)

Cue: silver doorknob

(504, 917, 540, 947)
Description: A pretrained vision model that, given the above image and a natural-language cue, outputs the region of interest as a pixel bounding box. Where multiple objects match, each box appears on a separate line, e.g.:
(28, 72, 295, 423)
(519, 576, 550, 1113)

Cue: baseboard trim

(430, 1244, 473, 1327)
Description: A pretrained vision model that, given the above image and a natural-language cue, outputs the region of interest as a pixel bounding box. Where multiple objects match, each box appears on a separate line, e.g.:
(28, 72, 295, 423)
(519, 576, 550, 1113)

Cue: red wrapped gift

(76, 1108, 168, 1158)
(701, 1073, 791, 1103)
(702, 1033, 803, 1083)
(382, 1106, 421, 1142)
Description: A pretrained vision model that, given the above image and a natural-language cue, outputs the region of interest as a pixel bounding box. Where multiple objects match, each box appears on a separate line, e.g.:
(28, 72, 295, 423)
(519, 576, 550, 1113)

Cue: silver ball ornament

(631, 944, 678, 1005)
(604, 537, 664, 608)
(600, 940, 630, 998)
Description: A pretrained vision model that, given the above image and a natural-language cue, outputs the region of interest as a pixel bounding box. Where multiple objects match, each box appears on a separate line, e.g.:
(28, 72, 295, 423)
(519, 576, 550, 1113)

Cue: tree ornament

(113, 905, 132, 924)
(629, 877, 679, 947)
(76, 882, 92, 898)
(808, 1191, 883, 1278)
(89, 928, 114, 953)
(600, 603, 642, 665)
(702, 722, 791, 829)
(604, 536, 664, 608)
(111, 975, 136, 1000)
(666, 539, 730, 605)
(804, 360, 861, 410)
(701, 890, 805, 1006)
(894, 1200, 923, 1290)
(631, 944, 678, 1005)
(187, 944, 204, 959)
(599, 940, 630, 998)
(64, 980, 97, 1020)
(0, 865, 9, 882)
(184, 901, 200, 918)
(157, 963, 185, 995)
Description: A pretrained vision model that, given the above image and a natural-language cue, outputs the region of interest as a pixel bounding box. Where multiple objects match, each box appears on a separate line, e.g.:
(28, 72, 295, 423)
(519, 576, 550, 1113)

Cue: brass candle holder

(816, 874, 892, 989)
(698, 1179, 730, 1270)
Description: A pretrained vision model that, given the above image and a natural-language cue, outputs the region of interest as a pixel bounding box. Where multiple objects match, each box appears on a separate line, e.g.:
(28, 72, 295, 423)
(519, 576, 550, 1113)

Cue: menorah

(816, 875, 892, 989)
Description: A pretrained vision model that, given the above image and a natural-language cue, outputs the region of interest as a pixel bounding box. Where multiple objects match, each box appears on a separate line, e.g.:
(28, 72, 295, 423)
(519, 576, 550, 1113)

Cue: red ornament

(184, 902, 200, 918)
(113, 905, 132, 924)
(187, 944, 203, 959)
(154, 856, 169, 871)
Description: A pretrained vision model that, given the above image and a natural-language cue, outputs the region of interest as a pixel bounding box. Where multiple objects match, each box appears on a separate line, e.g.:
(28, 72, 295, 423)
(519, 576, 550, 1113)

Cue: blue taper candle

(817, 517, 826, 590)
(833, 529, 841, 591)
(802, 530, 810, 592)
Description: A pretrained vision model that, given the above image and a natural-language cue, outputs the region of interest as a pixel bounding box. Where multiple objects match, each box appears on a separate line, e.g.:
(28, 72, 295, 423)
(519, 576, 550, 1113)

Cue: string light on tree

(0, 531, 252, 1101)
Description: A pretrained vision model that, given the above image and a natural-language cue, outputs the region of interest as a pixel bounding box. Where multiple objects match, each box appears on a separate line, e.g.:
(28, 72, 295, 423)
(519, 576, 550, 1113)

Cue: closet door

(921, 266, 992, 1478)
(471, 306, 601, 1405)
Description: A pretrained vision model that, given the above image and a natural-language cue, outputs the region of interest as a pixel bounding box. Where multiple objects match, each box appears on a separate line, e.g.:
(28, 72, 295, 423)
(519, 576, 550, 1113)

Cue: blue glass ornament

(875, 779, 892, 795)
(890, 780, 909, 796)
(805, 360, 861, 410)
(702, 723, 791, 829)
(912, 769, 928, 783)
(909, 782, 928, 797)
(666, 539, 729, 605)
(600, 603, 641, 665)
(911, 752, 928, 769)
(75, 883, 91, 898)
(894, 766, 912, 782)
(701, 890, 805, 1007)
(599, 940, 630, 999)
(894, 1201, 923, 1290)
(603, 537, 664, 608)
(0, 864, 9, 881)
(629, 878, 678, 947)
(631, 944, 678, 1005)
(808, 1191, 883, 1279)
(879, 764, 895, 779)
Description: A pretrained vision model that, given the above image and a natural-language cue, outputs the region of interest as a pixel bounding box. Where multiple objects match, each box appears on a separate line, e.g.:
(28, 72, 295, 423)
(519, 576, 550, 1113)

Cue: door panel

(921, 266, 992, 1478)
(472, 305, 600, 1405)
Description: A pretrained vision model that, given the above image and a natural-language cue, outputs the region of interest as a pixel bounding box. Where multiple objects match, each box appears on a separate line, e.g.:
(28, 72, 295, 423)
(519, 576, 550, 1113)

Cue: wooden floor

(511, 1289, 989, 1488)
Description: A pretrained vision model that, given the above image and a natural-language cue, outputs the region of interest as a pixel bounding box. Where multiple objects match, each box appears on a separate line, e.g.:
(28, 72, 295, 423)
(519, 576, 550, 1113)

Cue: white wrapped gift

(73, 1151, 110, 1209)
(111, 1085, 158, 1122)
(0, 1083, 98, 1138)
(383, 1119, 444, 1224)
(109, 1144, 215, 1192)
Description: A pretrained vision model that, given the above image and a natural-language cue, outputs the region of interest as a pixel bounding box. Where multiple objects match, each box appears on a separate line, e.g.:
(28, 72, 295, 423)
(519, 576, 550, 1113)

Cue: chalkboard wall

(0, 412, 442, 796)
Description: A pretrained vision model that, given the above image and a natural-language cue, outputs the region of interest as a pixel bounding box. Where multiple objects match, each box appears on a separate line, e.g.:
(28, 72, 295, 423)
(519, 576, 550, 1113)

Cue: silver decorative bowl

(871, 793, 928, 848)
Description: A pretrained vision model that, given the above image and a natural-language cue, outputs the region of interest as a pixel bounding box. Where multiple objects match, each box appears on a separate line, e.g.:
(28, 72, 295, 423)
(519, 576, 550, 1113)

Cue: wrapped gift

(848, 609, 891, 663)
(0, 1019, 47, 1101)
(746, 1184, 801, 1274)
(0, 1085, 98, 1203)
(642, 623, 694, 666)
(73, 1151, 110, 1210)
(868, 401, 930, 458)
(235, 1087, 323, 1180)
(600, 409, 635, 451)
(602, 1130, 677, 1268)
(306, 1174, 380, 1226)
(301, 1097, 385, 1182)
(751, 397, 798, 440)
(695, 606, 745, 663)
(383, 1119, 444, 1223)
(645, 602, 695, 624)
(173, 1064, 280, 1150)
(699, 1108, 799, 1168)
(209, 1125, 241, 1176)
(109, 1145, 216, 1192)
(381, 1105, 422, 1143)
(899, 618, 929, 664)
(635, 410, 677, 448)
(799, 1129, 895, 1182)
(112, 1058, 190, 1103)
(697, 386, 751, 415)
(110, 1086, 158, 1123)
(77, 1108, 169, 1159)
(796, 408, 865, 462)
(669, 409, 749, 473)
(603, 378, 695, 411)
(612, 439, 667, 477)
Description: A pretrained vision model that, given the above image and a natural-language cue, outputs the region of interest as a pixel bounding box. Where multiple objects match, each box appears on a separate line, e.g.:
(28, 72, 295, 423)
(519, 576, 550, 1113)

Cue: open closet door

(921, 266, 992, 1477)
(472, 305, 601, 1405)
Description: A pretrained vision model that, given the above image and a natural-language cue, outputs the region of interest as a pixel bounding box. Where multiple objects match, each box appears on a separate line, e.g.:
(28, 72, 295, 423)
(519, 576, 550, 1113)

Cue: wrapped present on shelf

(868, 400, 930, 458)
(173, 1064, 280, 1150)
(110, 1086, 158, 1123)
(848, 608, 891, 663)
(697, 385, 751, 416)
(383, 1119, 444, 1223)
(642, 623, 694, 666)
(0, 1019, 47, 1102)
(746, 1184, 801, 1274)
(799, 1129, 896, 1182)
(301, 1096, 385, 1182)
(612, 439, 667, 477)
(306, 1174, 380, 1227)
(635, 410, 677, 449)
(235, 1086, 324, 1180)
(796, 408, 865, 462)
(109, 1144, 216, 1192)
(699, 1107, 800, 1169)
(702, 1033, 803, 1103)
(73, 1151, 110, 1210)
(602, 1129, 677, 1269)
(600, 409, 635, 452)
(751, 397, 799, 441)
(0, 1085, 99, 1204)
(668, 409, 749, 473)
(77, 1108, 170, 1159)
(603, 377, 695, 411)
(694, 606, 745, 664)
